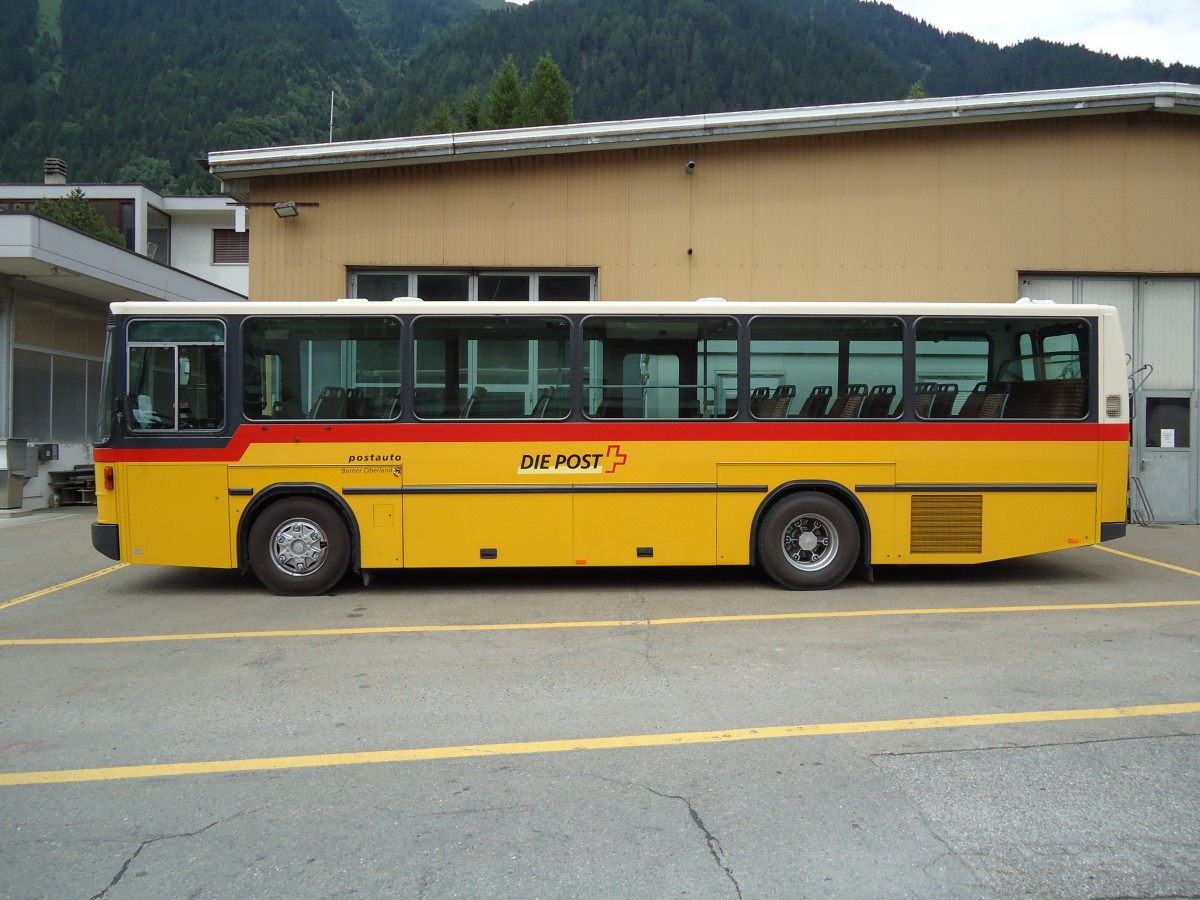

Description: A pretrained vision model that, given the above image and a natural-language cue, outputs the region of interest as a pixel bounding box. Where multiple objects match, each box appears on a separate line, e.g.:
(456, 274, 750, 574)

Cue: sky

(505, 0, 1200, 69)
(884, 0, 1200, 68)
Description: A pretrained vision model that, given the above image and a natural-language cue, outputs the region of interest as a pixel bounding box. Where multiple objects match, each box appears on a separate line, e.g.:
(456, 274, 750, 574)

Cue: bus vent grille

(910, 495, 983, 554)
(1105, 394, 1123, 418)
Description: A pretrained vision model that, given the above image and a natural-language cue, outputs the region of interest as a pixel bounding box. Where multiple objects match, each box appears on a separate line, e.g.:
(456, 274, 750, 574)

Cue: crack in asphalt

(645, 786, 743, 900)
(89, 810, 257, 900)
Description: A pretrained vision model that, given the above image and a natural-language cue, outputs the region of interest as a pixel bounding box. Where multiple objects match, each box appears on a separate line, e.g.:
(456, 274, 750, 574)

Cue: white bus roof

(109, 299, 1120, 319)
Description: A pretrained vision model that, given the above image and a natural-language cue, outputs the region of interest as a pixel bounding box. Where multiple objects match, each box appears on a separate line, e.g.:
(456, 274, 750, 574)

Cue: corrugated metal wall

(246, 113, 1200, 303)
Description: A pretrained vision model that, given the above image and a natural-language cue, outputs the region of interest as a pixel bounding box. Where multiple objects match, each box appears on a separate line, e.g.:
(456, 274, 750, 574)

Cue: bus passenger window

(582, 316, 737, 419)
(748, 316, 903, 419)
(915, 317, 1090, 419)
(242, 316, 402, 421)
(412, 316, 570, 419)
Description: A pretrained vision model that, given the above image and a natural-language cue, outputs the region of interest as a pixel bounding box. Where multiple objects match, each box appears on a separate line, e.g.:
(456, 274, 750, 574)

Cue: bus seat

(749, 386, 771, 416)
(133, 394, 161, 427)
(1003, 379, 1085, 419)
(915, 382, 957, 418)
(345, 388, 367, 418)
(383, 389, 403, 419)
(931, 383, 958, 417)
(761, 384, 796, 418)
(957, 382, 1008, 418)
(914, 383, 937, 418)
(826, 383, 868, 418)
(311, 386, 348, 419)
(459, 385, 487, 418)
(795, 385, 833, 418)
(531, 387, 556, 417)
(861, 384, 897, 418)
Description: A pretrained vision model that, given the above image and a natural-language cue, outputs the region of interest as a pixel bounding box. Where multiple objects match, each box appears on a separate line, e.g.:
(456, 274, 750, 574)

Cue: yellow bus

(92, 299, 1129, 595)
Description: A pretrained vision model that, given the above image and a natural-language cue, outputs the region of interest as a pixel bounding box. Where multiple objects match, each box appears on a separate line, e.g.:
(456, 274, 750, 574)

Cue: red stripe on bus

(92, 421, 1129, 464)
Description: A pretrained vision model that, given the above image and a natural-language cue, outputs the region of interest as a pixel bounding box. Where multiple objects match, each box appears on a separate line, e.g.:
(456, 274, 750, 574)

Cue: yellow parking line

(0, 564, 127, 612)
(1093, 545, 1200, 578)
(2, 701, 1196, 787)
(2, 599, 1198, 647)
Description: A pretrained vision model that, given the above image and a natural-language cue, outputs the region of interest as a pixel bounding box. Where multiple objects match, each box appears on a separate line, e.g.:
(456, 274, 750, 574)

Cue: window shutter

(212, 229, 248, 264)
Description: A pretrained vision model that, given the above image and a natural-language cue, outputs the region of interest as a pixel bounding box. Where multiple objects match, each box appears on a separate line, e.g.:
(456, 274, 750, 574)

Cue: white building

(0, 159, 247, 512)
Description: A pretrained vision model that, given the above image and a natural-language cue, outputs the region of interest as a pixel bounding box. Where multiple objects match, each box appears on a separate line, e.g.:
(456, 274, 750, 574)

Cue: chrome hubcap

(270, 518, 328, 577)
(780, 513, 838, 571)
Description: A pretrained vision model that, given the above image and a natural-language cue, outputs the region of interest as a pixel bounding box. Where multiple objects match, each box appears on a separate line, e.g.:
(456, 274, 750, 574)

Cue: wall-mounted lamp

(229, 200, 320, 218)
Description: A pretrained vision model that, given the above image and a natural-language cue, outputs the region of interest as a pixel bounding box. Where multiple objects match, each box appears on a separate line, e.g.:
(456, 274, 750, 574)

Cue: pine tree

(459, 87, 483, 131)
(522, 53, 573, 126)
(423, 101, 457, 134)
(484, 55, 524, 129)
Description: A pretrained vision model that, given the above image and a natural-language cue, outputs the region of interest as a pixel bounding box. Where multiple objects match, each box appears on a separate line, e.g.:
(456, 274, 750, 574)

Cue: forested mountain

(337, 0, 505, 64)
(1, 0, 1197, 193)
(347, 0, 905, 137)
(347, 0, 1200, 138)
(0, 0, 385, 192)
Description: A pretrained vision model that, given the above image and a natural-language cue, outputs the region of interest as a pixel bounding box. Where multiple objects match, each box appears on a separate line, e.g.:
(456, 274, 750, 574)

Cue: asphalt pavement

(0, 507, 1197, 899)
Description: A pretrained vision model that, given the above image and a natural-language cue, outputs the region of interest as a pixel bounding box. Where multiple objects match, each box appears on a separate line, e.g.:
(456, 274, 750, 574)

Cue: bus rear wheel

(249, 498, 350, 595)
(757, 492, 859, 590)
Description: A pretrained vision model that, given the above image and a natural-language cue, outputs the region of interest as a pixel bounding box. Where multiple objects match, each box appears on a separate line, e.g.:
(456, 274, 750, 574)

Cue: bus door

(121, 319, 232, 568)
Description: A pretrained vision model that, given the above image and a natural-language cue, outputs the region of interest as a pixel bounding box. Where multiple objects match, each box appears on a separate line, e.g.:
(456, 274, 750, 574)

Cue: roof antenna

(329, 86, 335, 143)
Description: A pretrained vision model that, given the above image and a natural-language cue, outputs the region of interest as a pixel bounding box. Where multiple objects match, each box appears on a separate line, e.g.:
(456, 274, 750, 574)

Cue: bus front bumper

(92, 522, 121, 561)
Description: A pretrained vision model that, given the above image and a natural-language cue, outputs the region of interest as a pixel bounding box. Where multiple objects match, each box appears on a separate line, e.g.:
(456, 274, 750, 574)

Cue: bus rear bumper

(1100, 521, 1127, 543)
(92, 522, 121, 561)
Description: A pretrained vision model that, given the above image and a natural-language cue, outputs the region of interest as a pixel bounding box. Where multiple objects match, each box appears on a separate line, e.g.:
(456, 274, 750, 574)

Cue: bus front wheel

(249, 498, 350, 595)
(757, 492, 859, 590)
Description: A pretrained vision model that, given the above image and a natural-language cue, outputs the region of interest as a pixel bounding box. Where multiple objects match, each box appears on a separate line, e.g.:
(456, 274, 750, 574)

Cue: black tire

(248, 498, 351, 595)
(757, 492, 860, 590)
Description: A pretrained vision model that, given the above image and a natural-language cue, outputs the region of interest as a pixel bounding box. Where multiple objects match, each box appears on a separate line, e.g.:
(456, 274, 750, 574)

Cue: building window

(213, 228, 249, 264)
(350, 270, 594, 302)
(12, 299, 106, 443)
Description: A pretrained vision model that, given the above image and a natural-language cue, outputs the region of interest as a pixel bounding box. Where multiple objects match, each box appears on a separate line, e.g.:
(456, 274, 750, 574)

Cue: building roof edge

(206, 82, 1200, 184)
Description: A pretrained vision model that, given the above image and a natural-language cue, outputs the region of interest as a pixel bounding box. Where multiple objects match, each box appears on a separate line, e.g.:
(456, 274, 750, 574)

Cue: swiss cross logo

(604, 444, 627, 474)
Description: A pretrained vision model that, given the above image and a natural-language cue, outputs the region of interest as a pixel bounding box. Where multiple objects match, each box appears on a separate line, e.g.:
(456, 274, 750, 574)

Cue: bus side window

(915, 317, 1090, 420)
(243, 316, 402, 421)
(412, 316, 570, 419)
(582, 316, 737, 419)
(748, 316, 903, 419)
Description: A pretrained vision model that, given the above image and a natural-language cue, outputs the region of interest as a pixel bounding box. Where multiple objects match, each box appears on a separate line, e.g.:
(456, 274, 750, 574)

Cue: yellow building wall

(245, 113, 1200, 302)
